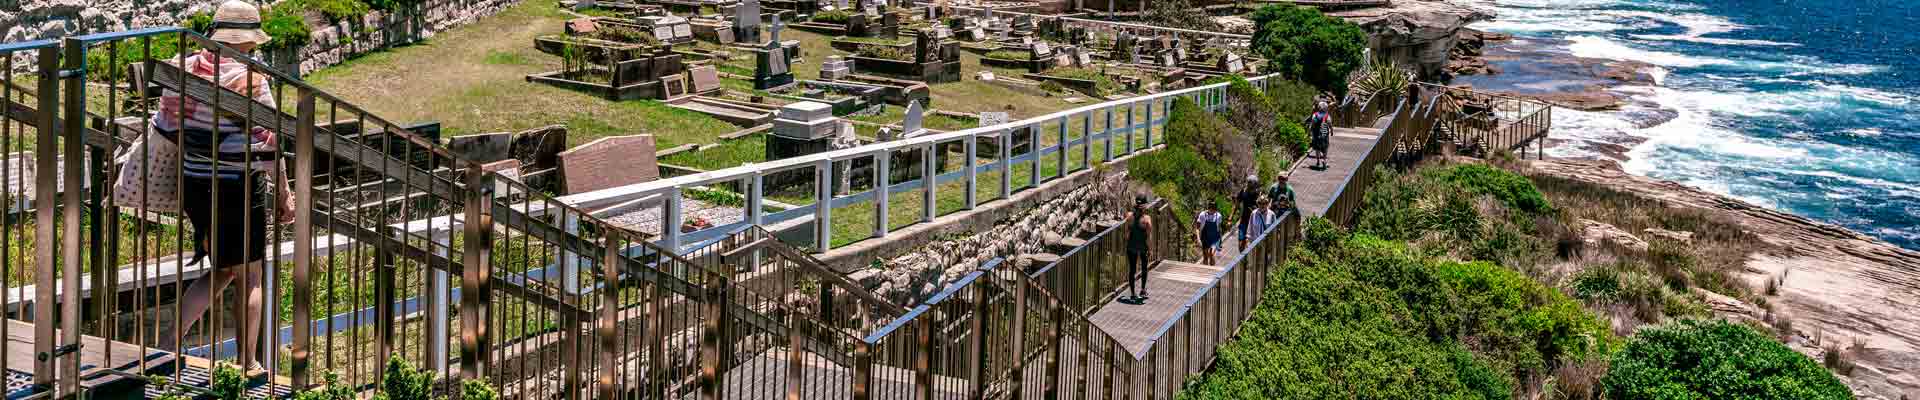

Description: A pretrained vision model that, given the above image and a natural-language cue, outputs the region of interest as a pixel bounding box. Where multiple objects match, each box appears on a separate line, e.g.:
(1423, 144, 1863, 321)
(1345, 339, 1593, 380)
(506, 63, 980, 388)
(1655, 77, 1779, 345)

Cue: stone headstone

(979, 112, 1009, 127)
(902, 100, 926, 135)
(976, 71, 996, 81)
(878, 127, 894, 141)
(837, 0, 849, 8)
(1174, 47, 1188, 63)
(768, 14, 786, 45)
(735, 0, 762, 43)
(969, 27, 985, 41)
(1223, 52, 1245, 73)
(558, 135, 661, 194)
(772, 102, 840, 140)
(690, 65, 722, 93)
(1074, 47, 1092, 67)
(1129, 47, 1143, 65)
(1031, 42, 1051, 58)
(1160, 51, 1177, 67)
(821, 55, 852, 79)
(933, 26, 952, 39)
(447, 131, 515, 163)
(567, 18, 599, 35)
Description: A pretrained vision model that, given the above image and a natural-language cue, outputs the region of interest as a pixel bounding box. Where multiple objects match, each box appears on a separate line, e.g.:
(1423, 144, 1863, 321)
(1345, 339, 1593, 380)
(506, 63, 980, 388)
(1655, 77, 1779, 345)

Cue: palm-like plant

(1349, 59, 1413, 102)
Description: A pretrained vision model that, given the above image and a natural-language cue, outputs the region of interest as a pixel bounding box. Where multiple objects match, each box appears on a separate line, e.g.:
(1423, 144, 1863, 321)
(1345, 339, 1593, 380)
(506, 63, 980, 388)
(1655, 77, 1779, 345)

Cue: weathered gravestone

(1221, 52, 1245, 74)
(735, 0, 762, 44)
(754, 16, 795, 89)
(901, 100, 927, 138)
(690, 65, 722, 94)
(820, 55, 852, 79)
(558, 135, 661, 194)
(979, 111, 1009, 127)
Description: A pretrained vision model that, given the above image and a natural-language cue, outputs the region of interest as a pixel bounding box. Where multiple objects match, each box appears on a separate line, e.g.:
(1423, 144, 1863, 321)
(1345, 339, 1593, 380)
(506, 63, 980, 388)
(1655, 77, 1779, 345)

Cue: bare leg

(175, 268, 238, 347)
(236, 260, 265, 370)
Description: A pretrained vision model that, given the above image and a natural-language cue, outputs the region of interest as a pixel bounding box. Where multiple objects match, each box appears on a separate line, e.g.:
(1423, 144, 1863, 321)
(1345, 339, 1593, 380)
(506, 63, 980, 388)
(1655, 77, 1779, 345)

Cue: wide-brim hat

(208, 1, 272, 46)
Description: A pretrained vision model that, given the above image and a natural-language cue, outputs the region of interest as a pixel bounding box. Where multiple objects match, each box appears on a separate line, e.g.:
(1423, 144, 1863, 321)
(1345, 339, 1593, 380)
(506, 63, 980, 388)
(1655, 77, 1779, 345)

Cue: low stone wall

(5, 0, 524, 74)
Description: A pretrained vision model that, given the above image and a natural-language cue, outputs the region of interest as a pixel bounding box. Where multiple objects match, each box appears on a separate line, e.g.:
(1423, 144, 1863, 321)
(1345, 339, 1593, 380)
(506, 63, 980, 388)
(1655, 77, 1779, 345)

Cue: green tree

(1604, 319, 1852, 400)
(1249, 5, 1368, 93)
(1128, 97, 1255, 221)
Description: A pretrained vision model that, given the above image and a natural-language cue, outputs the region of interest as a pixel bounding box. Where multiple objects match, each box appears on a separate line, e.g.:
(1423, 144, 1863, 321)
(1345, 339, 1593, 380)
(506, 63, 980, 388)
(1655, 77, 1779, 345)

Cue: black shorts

(183, 174, 272, 267)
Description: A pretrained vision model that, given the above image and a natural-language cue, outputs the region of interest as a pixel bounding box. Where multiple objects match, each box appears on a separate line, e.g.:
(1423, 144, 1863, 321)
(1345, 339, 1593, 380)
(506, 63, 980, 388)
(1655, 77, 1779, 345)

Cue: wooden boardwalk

(1087, 125, 1384, 355)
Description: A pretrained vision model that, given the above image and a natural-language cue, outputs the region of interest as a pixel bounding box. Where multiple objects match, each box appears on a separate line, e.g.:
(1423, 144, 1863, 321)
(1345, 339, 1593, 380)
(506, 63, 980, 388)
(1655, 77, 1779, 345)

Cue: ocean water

(1454, 0, 1920, 250)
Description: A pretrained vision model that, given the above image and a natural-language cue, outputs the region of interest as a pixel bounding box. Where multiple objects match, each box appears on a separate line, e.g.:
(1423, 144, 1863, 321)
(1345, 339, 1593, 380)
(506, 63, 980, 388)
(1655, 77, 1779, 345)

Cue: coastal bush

(291, 371, 355, 400)
(461, 378, 500, 400)
(1603, 319, 1851, 400)
(1129, 97, 1253, 222)
(209, 362, 246, 400)
(261, 1, 315, 52)
(1356, 163, 1556, 268)
(1179, 221, 1614, 399)
(1249, 5, 1367, 93)
(1433, 164, 1554, 213)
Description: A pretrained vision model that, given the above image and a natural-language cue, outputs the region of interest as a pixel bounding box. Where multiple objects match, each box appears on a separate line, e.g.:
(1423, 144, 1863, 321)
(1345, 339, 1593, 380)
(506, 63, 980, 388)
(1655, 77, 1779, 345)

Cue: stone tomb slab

(558, 135, 661, 194)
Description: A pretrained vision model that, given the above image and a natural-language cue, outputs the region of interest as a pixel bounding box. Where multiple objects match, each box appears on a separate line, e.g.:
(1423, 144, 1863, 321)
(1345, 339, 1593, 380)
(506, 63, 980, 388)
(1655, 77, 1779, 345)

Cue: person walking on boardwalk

(1268, 173, 1298, 217)
(158, 0, 292, 375)
(1307, 101, 1333, 169)
(1234, 175, 1261, 253)
(1195, 202, 1224, 265)
(1123, 196, 1155, 303)
(1247, 197, 1279, 243)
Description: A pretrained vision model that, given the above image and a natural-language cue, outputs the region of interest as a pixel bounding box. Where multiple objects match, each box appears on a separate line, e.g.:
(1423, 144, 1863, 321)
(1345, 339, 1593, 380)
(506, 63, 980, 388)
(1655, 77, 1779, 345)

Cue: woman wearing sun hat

(155, 0, 290, 374)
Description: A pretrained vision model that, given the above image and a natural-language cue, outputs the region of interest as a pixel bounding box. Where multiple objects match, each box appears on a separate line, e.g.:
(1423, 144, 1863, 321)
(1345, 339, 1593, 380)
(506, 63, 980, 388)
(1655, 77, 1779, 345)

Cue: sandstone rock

(1329, 1, 1492, 80)
(1578, 218, 1647, 253)
(1643, 228, 1695, 244)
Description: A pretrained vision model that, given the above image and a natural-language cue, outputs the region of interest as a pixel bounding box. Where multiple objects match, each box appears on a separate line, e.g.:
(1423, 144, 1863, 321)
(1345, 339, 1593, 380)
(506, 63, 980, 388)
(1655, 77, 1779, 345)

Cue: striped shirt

(150, 50, 280, 180)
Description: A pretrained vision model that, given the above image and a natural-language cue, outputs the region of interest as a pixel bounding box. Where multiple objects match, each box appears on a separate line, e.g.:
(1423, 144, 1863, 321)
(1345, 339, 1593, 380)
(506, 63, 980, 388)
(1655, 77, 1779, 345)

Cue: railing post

(666, 186, 685, 251)
(923, 144, 937, 222)
(24, 44, 53, 388)
(1010, 271, 1029, 399)
(648, 270, 668, 399)
(1056, 116, 1068, 176)
(1145, 98, 1155, 147)
(970, 283, 989, 399)
(375, 229, 397, 381)
(814, 160, 832, 251)
(1124, 101, 1135, 154)
(1103, 106, 1114, 161)
(786, 321, 804, 400)
(916, 317, 935, 400)
(700, 282, 727, 400)
(460, 166, 494, 381)
(1044, 303, 1063, 399)
(1081, 112, 1092, 169)
(853, 340, 873, 400)
(875, 151, 890, 237)
(291, 87, 317, 388)
(1000, 129, 1012, 198)
(559, 242, 583, 398)
(1103, 343, 1117, 400)
(53, 40, 84, 395)
(749, 173, 765, 225)
(1029, 123, 1041, 187)
(964, 136, 977, 210)
(599, 233, 622, 400)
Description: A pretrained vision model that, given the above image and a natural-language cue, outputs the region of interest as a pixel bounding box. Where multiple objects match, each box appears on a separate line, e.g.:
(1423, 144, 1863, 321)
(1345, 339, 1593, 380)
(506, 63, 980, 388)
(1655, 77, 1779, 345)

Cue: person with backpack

(1307, 101, 1333, 168)
(1269, 173, 1298, 217)
(1194, 202, 1224, 265)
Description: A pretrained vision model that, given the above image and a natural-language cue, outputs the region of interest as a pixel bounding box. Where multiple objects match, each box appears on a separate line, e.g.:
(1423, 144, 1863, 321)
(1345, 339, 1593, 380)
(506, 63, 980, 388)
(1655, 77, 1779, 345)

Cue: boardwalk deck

(1086, 125, 1384, 357)
(1287, 127, 1385, 219)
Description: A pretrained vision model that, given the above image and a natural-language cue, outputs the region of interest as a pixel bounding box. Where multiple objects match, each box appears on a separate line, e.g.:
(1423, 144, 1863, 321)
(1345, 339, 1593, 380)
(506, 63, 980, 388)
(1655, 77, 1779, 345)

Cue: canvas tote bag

(111, 127, 183, 213)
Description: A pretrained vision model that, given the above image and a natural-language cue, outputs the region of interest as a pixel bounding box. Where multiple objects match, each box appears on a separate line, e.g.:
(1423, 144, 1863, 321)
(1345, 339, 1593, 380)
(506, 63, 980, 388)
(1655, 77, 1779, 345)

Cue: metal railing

(1414, 82, 1553, 158)
(553, 75, 1275, 255)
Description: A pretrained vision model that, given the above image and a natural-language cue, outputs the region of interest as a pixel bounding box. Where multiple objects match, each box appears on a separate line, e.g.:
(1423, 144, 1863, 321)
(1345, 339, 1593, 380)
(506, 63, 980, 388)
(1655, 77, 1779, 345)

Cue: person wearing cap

(1123, 195, 1154, 302)
(1307, 100, 1333, 169)
(1233, 174, 1261, 253)
(156, 0, 288, 374)
(1268, 173, 1297, 217)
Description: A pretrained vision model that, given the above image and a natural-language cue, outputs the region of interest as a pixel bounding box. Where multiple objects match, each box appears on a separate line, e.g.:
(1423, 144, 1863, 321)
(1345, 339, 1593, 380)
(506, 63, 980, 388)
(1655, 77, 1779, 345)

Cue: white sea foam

(1565, 36, 1734, 67)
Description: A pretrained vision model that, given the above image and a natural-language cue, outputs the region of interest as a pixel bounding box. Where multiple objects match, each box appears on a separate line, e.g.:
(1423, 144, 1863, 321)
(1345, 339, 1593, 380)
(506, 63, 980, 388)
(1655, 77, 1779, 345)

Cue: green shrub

(1603, 319, 1852, 400)
(374, 355, 435, 400)
(983, 50, 1026, 60)
(209, 362, 247, 400)
(261, 1, 314, 52)
(461, 378, 499, 400)
(811, 9, 853, 24)
(1273, 119, 1308, 157)
(304, 0, 372, 23)
(367, 0, 422, 12)
(1129, 97, 1251, 222)
(1249, 5, 1367, 93)
(149, 376, 190, 400)
(1432, 164, 1554, 214)
(1180, 229, 1613, 399)
(291, 371, 355, 400)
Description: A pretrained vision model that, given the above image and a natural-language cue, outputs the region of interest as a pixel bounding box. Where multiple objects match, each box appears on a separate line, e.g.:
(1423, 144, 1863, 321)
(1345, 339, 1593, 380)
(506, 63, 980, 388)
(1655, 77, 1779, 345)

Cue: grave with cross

(754, 15, 795, 90)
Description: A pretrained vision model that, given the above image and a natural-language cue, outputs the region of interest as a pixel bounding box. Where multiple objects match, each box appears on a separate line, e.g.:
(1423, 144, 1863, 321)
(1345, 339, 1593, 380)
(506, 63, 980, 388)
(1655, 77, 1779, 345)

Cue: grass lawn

(659, 134, 767, 171)
(299, 0, 737, 149)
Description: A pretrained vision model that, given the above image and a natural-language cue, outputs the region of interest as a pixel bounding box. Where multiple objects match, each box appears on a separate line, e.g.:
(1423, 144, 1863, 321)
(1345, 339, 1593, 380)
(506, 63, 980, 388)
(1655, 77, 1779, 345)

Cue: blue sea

(1454, 0, 1920, 250)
